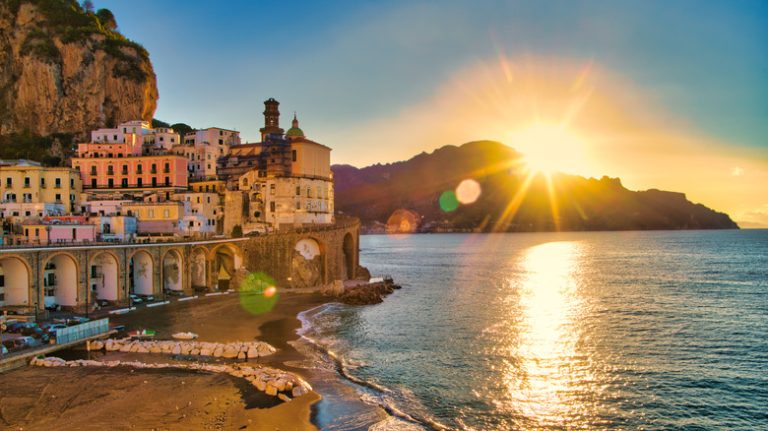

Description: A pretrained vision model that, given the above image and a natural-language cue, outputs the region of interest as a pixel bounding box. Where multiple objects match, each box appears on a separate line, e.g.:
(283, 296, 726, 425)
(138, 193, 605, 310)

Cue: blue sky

(99, 0, 767, 162)
(95, 0, 767, 223)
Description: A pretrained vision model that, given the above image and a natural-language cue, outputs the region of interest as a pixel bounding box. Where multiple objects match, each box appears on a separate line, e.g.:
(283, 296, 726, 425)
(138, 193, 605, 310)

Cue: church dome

(286, 112, 305, 138)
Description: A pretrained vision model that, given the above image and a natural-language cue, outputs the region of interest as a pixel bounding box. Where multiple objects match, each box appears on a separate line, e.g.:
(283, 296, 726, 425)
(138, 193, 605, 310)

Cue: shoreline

(0, 291, 387, 430)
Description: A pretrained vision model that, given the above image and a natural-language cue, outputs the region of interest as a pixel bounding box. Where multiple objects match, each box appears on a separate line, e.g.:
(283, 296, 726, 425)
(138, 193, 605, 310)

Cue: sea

(296, 230, 768, 431)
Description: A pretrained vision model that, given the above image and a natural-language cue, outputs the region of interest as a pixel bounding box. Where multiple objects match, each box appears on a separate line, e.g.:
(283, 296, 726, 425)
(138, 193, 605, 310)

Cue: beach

(0, 292, 386, 431)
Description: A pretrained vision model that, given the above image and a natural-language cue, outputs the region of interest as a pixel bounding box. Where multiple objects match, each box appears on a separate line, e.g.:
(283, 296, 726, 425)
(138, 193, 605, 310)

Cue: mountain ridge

(331, 141, 738, 232)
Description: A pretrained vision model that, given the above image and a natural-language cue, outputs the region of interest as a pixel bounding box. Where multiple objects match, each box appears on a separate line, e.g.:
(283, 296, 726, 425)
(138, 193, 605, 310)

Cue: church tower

(260, 98, 284, 141)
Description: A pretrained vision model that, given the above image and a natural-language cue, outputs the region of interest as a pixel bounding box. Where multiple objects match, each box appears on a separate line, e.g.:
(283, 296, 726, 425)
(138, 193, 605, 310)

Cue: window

(164, 163, 170, 173)
(165, 177, 170, 186)
(70, 178, 75, 187)
(292, 150, 297, 162)
(55, 178, 61, 188)
(55, 193, 61, 202)
(296, 186, 300, 196)
(270, 202, 275, 212)
(296, 202, 300, 210)
(137, 164, 143, 174)
(108, 179, 114, 188)
(270, 183, 275, 194)
(107, 165, 114, 175)
(163, 209, 170, 218)
(90, 166, 97, 175)
(137, 178, 143, 187)
(91, 179, 97, 188)
(151, 164, 157, 174)
(122, 165, 128, 175)
(307, 187, 311, 197)
(5, 177, 11, 187)
(24, 177, 30, 188)
(218, 139, 223, 145)
(152, 177, 157, 187)
(41, 177, 46, 187)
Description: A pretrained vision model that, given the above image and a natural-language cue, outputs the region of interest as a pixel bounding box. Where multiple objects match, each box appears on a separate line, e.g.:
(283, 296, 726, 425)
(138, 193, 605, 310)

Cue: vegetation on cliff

(0, 0, 158, 138)
(332, 141, 739, 232)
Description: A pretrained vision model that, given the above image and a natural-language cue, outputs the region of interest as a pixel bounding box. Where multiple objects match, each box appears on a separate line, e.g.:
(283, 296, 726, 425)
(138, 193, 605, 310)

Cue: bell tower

(260, 98, 284, 140)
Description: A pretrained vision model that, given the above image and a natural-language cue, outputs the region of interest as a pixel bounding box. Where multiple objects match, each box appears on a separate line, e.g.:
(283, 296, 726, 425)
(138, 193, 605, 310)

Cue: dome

(286, 126, 304, 137)
(286, 112, 305, 138)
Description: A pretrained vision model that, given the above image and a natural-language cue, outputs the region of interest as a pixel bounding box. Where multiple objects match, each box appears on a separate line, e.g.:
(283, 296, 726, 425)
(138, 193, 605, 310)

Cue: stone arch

(161, 248, 184, 292)
(89, 251, 120, 302)
(209, 243, 243, 291)
(342, 232, 356, 280)
(43, 253, 79, 308)
(129, 250, 154, 296)
(190, 246, 208, 290)
(0, 255, 33, 306)
(292, 237, 326, 288)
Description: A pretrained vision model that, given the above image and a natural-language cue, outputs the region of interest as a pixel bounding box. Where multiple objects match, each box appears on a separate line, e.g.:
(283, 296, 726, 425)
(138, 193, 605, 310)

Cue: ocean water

(299, 230, 768, 431)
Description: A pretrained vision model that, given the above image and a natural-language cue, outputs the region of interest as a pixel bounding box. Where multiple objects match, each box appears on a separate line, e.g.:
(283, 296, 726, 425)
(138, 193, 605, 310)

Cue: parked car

(2, 340, 17, 353)
(17, 336, 42, 348)
(42, 323, 68, 334)
(97, 299, 111, 307)
(44, 303, 60, 311)
(1, 344, 8, 355)
(138, 294, 155, 302)
(129, 294, 143, 304)
(66, 317, 90, 326)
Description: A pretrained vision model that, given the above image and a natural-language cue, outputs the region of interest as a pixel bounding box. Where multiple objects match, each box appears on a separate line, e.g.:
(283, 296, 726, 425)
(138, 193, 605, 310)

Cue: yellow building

(0, 160, 82, 216)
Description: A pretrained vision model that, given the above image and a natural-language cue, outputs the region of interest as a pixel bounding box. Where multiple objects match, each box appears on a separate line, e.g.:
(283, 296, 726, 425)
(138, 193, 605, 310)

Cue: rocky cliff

(0, 0, 157, 137)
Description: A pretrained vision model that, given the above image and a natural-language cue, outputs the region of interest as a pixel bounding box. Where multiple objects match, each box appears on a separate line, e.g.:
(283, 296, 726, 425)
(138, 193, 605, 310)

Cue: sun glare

(510, 122, 589, 175)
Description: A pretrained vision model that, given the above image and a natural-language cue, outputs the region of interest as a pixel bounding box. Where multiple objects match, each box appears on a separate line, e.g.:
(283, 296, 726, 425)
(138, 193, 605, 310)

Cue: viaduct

(0, 219, 359, 313)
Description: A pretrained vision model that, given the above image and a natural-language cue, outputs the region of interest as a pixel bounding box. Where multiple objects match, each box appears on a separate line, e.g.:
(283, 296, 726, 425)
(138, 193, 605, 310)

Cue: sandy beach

(0, 292, 385, 431)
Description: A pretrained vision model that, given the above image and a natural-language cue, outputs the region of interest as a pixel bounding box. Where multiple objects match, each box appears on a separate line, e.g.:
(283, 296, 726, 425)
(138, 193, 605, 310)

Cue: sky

(98, 0, 767, 225)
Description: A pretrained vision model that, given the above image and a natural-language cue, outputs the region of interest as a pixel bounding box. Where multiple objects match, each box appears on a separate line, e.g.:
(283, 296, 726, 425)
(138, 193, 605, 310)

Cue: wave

(294, 304, 453, 431)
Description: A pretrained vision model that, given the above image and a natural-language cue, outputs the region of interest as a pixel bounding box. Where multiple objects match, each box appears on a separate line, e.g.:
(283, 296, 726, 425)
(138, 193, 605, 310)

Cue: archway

(342, 233, 356, 280)
(130, 251, 154, 295)
(162, 249, 183, 292)
(44, 254, 78, 308)
(90, 252, 119, 302)
(211, 244, 243, 291)
(0, 256, 31, 306)
(190, 247, 208, 290)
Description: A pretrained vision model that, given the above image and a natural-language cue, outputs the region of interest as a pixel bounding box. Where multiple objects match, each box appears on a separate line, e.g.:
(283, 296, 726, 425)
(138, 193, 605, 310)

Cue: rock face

(0, 1, 158, 136)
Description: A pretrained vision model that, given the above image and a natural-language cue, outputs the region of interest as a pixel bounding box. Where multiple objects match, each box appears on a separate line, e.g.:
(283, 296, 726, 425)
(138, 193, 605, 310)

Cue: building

(123, 201, 187, 237)
(219, 99, 334, 233)
(0, 161, 82, 217)
(183, 127, 241, 155)
(11, 216, 97, 245)
(174, 191, 223, 237)
(71, 145, 188, 197)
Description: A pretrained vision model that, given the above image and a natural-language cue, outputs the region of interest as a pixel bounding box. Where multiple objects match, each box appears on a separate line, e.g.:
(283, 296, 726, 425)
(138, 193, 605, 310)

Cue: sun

(510, 122, 590, 175)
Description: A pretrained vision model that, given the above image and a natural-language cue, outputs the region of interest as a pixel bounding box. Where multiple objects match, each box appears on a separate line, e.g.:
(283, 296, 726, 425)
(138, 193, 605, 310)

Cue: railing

(54, 318, 109, 345)
(0, 218, 359, 250)
(84, 184, 184, 189)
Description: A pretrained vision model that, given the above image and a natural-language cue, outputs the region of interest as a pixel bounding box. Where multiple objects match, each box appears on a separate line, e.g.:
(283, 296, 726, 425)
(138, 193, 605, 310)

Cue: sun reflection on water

(492, 241, 593, 430)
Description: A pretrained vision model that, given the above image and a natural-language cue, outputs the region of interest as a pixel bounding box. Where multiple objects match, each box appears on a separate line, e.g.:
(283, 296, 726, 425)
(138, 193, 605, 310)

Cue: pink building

(14, 216, 97, 245)
(71, 153, 188, 191)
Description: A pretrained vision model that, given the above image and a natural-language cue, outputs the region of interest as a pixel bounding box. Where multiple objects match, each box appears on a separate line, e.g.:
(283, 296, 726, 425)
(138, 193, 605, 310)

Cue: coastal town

(0, 97, 371, 354)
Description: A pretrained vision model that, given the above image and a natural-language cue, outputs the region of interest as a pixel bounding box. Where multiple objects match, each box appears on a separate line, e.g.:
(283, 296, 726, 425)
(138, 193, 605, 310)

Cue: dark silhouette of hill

(332, 141, 738, 232)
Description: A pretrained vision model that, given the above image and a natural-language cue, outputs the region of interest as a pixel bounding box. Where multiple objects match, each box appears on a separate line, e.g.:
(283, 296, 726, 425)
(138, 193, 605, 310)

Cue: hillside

(0, 0, 157, 142)
(332, 141, 739, 232)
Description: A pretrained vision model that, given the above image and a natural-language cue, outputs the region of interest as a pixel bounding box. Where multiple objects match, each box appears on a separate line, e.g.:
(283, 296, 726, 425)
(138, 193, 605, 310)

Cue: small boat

(127, 329, 156, 340)
(172, 332, 199, 340)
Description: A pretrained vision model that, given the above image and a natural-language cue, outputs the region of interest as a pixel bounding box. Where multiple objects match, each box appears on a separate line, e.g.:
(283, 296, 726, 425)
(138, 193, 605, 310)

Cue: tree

(82, 0, 94, 13)
(96, 8, 117, 31)
(231, 225, 243, 238)
(171, 123, 194, 138)
(151, 118, 170, 128)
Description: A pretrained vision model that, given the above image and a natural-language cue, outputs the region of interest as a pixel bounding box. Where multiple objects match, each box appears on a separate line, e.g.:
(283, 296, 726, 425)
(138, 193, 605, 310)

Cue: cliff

(0, 0, 157, 137)
(332, 141, 739, 232)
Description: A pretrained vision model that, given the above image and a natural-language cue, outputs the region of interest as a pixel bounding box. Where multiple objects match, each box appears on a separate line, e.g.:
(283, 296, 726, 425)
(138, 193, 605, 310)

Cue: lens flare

(238, 272, 279, 315)
(455, 179, 481, 204)
(439, 190, 459, 212)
